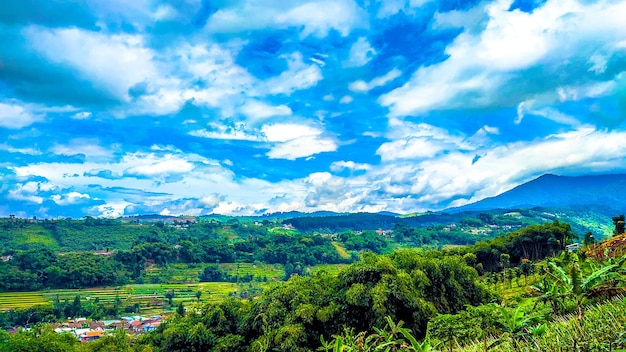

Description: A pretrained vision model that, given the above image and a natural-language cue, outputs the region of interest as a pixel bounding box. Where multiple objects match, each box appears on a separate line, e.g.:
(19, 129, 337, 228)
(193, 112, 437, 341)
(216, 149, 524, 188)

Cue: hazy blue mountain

(448, 174, 626, 213)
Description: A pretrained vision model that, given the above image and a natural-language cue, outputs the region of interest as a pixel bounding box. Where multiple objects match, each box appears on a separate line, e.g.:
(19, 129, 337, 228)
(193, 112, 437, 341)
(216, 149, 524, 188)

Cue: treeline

(0, 232, 360, 291)
(0, 249, 128, 291)
(0, 217, 266, 252)
(134, 250, 495, 351)
(283, 210, 543, 232)
(451, 220, 576, 272)
(0, 295, 132, 329)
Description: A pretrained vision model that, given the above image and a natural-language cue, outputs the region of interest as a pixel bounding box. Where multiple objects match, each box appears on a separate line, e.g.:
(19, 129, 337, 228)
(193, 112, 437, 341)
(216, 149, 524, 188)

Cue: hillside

(449, 174, 626, 213)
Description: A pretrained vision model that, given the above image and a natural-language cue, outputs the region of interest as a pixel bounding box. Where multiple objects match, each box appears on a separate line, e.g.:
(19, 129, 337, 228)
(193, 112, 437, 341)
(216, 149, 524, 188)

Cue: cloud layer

(1, 0, 626, 217)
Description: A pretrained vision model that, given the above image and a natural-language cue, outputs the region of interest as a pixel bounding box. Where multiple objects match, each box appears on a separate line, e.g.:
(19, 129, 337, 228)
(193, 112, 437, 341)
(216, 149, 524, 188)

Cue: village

(7, 315, 167, 343)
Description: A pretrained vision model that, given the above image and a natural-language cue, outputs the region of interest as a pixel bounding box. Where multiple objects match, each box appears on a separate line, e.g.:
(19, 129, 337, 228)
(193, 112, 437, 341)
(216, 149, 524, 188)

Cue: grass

(309, 264, 349, 276)
(218, 263, 284, 279)
(461, 296, 626, 351)
(0, 292, 50, 310)
(331, 242, 352, 259)
(12, 228, 58, 247)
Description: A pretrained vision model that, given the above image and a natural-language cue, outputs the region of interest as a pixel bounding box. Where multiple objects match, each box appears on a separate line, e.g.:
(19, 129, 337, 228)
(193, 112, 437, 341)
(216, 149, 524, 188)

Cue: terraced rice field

(0, 282, 243, 313)
(0, 292, 50, 310)
(218, 263, 284, 280)
(41, 288, 128, 304)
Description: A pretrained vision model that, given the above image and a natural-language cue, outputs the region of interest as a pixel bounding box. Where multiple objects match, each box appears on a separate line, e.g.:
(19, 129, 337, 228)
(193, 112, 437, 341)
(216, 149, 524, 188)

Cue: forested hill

(449, 173, 626, 212)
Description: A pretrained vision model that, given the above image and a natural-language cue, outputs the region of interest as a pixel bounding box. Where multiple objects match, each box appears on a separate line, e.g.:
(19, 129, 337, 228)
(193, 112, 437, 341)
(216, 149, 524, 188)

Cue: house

(78, 330, 103, 342)
(129, 320, 144, 333)
(566, 243, 581, 251)
(143, 321, 161, 332)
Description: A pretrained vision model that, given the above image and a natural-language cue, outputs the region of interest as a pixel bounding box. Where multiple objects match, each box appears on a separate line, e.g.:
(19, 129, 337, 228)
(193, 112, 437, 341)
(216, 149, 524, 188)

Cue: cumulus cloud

(376, 120, 473, 161)
(345, 37, 376, 67)
(349, 69, 402, 93)
(51, 191, 91, 205)
(265, 52, 323, 95)
(262, 123, 337, 160)
(50, 139, 114, 160)
(330, 160, 372, 172)
(0, 102, 43, 128)
(189, 122, 262, 141)
(240, 100, 292, 120)
(25, 26, 157, 100)
(4, 0, 626, 218)
(380, 0, 626, 117)
(207, 0, 367, 38)
(123, 153, 195, 178)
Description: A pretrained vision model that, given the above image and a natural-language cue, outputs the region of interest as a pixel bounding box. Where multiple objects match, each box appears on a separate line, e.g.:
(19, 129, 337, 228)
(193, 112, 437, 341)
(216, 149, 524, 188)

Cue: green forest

(1, 213, 625, 351)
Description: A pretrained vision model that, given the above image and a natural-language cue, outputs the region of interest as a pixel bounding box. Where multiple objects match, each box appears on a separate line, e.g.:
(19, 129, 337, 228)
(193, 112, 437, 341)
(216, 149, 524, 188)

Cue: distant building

(78, 330, 103, 342)
(566, 243, 581, 251)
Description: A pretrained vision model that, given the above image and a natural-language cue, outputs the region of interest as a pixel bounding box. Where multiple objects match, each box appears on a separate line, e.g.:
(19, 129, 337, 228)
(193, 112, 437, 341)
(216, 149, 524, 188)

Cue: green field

(0, 292, 50, 310)
(0, 263, 345, 313)
(143, 262, 285, 283)
(218, 263, 284, 279)
(11, 228, 59, 248)
(309, 263, 348, 276)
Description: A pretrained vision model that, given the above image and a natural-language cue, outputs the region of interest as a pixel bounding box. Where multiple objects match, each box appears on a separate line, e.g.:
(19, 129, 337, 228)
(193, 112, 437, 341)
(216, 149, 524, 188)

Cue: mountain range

(448, 173, 626, 213)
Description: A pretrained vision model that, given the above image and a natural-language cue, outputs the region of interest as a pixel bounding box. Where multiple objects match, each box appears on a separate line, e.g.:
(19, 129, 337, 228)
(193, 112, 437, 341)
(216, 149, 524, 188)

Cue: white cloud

(24, 26, 188, 117)
(0, 102, 42, 129)
(261, 123, 337, 159)
(0, 144, 41, 155)
(349, 68, 402, 92)
(123, 153, 195, 177)
(339, 95, 353, 104)
(240, 100, 292, 120)
(25, 26, 157, 100)
(181, 43, 255, 111)
(208, 0, 366, 38)
(95, 201, 132, 218)
(267, 135, 337, 160)
(51, 191, 91, 205)
(265, 52, 323, 95)
(6, 182, 53, 205)
(71, 112, 92, 120)
(380, 0, 626, 117)
(261, 123, 323, 142)
(275, 0, 365, 37)
(199, 193, 225, 208)
(189, 122, 262, 141)
(50, 139, 114, 159)
(346, 37, 376, 67)
(376, 0, 432, 18)
(330, 160, 372, 172)
(152, 4, 180, 21)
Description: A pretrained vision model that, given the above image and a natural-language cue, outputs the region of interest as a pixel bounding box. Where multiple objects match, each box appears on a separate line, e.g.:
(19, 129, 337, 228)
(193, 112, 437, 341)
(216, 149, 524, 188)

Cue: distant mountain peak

(448, 173, 626, 213)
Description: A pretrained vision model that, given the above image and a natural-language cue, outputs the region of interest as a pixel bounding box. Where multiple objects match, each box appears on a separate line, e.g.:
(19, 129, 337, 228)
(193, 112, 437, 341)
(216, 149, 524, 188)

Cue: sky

(1, 0, 626, 218)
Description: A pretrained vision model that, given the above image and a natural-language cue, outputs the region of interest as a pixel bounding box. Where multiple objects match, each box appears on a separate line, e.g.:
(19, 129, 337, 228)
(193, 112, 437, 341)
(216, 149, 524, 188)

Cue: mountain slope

(450, 174, 626, 212)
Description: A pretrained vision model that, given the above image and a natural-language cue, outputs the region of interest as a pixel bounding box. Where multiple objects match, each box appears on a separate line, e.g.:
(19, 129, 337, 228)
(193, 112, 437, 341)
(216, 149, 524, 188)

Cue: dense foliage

(454, 220, 576, 272)
(135, 250, 494, 351)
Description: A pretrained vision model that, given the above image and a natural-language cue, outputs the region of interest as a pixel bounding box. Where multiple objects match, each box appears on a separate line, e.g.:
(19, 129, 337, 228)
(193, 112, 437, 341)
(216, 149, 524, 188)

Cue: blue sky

(1, 0, 626, 218)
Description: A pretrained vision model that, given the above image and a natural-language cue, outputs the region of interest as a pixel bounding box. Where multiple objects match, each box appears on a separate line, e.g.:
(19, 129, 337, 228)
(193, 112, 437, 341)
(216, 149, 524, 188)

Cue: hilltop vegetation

(1, 210, 626, 351)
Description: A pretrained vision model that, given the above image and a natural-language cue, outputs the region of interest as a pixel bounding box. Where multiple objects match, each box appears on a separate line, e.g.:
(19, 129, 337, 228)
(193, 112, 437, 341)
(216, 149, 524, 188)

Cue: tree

(582, 232, 596, 247)
(520, 260, 532, 286)
(613, 215, 625, 236)
(165, 290, 175, 306)
(499, 253, 510, 273)
(177, 302, 185, 317)
(195, 291, 202, 302)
